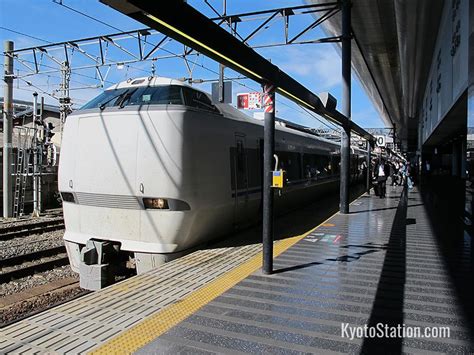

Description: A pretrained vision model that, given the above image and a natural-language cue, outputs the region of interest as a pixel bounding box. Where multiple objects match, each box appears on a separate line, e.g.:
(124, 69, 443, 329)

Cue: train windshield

(80, 85, 185, 110)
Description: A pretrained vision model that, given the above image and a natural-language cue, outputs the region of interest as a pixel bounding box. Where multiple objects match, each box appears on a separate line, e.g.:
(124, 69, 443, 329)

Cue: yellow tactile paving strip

(90, 211, 339, 355)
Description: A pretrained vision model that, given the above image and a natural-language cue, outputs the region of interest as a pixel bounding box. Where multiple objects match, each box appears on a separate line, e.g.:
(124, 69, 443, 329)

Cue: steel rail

(1, 246, 66, 268)
(0, 254, 69, 283)
(0, 219, 65, 240)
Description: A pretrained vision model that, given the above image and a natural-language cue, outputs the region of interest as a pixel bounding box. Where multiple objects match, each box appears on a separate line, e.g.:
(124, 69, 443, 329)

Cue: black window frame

(79, 85, 186, 110)
(182, 87, 220, 114)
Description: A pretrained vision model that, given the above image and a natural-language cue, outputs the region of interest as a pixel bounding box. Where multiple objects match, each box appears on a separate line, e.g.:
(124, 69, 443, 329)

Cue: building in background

(0, 98, 61, 214)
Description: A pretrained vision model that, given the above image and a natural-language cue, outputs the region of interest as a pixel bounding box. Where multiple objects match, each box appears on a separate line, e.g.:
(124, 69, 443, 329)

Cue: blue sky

(0, 0, 384, 129)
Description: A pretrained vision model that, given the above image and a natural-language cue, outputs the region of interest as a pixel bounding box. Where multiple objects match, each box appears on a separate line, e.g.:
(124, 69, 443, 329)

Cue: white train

(59, 77, 367, 281)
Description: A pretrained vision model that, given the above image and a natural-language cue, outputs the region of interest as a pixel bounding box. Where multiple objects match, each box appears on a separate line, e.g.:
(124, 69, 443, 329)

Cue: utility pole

(367, 143, 371, 193)
(262, 83, 275, 274)
(38, 97, 44, 213)
(339, 0, 351, 214)
(32, 92, 40, 217)
(3, 41, 14, 218)
(218, 0, 226, 104)
(218, 64, 225, 103)
(59, 61, 71, 141)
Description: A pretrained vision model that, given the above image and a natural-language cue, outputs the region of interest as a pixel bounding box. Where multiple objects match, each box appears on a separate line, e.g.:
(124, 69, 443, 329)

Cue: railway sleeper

(0, 255, 70, 283)
(1, 246, 66, 268)
(1, 224, 65, 241)
(1, 219, 64, 233)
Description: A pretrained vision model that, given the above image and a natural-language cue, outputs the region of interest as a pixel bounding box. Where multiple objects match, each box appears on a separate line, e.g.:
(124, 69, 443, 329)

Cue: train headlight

(143, 198, 169, 210)
(61, 192, 76, 203)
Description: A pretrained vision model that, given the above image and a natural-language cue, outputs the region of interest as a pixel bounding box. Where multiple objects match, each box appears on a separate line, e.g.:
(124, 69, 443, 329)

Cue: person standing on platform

(425, 160, 431, 176)
(399, 161, 406, 186)
(406, 162, 414, 189)
(394, 160, 401, 186)
(361, 160, 368, 185)
(371, 158, 379, 196)
(373, 158, 390, 198)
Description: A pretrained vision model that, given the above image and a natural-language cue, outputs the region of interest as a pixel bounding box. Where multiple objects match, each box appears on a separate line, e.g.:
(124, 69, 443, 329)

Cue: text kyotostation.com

(341, 323, 450, 340)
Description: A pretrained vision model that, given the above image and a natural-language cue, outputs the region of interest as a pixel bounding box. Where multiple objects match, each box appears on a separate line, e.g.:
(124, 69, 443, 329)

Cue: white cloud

(258, 45, 341, 91)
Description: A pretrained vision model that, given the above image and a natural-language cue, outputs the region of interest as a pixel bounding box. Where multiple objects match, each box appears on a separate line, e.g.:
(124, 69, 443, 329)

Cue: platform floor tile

(0, 242, 264, 353)
(136, 186, 474, 354)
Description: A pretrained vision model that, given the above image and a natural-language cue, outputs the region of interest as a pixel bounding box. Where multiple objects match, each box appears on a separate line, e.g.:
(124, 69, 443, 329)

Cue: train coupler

(79, 239, 119, 290)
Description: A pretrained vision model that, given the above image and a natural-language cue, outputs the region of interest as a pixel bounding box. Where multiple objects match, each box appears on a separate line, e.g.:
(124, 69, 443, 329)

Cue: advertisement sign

(237, 92, 262, 109)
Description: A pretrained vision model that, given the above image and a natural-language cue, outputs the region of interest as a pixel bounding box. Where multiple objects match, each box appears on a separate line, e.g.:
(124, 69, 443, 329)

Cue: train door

(233, 134, 248, 227)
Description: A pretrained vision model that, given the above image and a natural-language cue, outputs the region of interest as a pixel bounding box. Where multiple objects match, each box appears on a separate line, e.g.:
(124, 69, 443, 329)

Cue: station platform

(2, 184, 473, 354)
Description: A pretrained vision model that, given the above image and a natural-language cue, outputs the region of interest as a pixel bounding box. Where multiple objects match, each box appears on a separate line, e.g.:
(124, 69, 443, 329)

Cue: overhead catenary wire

(0, 26, 53, 44)
(11, 57, 116, 85)
(5, 3, 368, 147)
(53, 0, 124, 33)
(14, 50, 155, 82)
(15, 86, 88, 103)
(51, 0, 163, 76)
(227, 76, 340, 132)
(45, 1, 341, 130)
(51, 2, 253, 85)
(16, 2, 326, 131)
(299, 104, 342, 132)
(217, 72, 340, 132)
(15, 67, 99, 88)
(17, 77, 60, 101)
(2, 9, 157, 79)
(2, 30, 179, 83)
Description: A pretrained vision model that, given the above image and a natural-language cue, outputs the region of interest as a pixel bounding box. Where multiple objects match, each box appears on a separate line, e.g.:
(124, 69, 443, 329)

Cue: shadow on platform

(210, 184, 367, 249)
(419, 176, 474, 344)
(360, 187, 408, 353)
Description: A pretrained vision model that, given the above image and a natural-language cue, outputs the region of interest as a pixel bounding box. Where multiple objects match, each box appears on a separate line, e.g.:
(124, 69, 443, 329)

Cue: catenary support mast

(3, 41, 14, 218)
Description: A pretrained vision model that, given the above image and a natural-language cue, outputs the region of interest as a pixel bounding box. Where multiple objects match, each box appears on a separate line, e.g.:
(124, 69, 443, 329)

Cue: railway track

(0, 209, 63, 225)
(0, 246, 69, 283)
(0, 219, 65, 241)
(1, 277, 88, 328)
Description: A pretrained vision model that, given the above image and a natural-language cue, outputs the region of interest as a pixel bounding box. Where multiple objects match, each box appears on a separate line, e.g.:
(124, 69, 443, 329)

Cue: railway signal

(44, 122, 55, 145)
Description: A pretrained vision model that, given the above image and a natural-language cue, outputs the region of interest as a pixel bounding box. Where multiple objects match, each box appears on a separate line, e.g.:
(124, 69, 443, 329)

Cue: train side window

(303, 153, 337, 178)
(331, 156, 341, 174)
(246, 148, 261, 188)
(315, 155, 329, 177)
(236, 141, 245, 172)
(303, 154, 317, 178)
(278, 151, 301, 182)
(183, 87, 220, 114)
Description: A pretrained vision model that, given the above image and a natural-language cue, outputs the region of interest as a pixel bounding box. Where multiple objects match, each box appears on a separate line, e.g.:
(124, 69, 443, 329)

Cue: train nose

(74, 111, 139, 196)
(60, 111, 142, 244)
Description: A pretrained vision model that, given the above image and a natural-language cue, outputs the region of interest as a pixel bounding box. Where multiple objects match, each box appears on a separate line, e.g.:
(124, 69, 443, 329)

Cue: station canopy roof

(309, 0, 444, 151)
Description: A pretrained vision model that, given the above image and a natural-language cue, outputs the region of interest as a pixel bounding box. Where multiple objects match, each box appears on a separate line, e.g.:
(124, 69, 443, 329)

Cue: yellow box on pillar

(272, 170, 285, 188)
